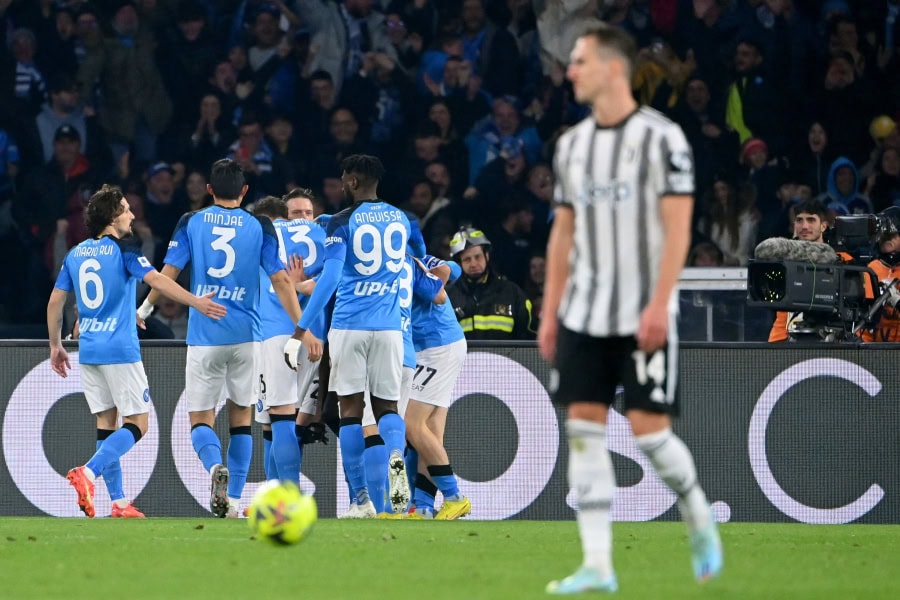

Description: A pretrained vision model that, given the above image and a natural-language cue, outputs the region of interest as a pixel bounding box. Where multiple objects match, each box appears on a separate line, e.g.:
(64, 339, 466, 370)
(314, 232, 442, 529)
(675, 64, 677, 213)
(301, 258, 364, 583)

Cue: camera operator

(768, 199, 829, 342)
(860, 207, 900, 342)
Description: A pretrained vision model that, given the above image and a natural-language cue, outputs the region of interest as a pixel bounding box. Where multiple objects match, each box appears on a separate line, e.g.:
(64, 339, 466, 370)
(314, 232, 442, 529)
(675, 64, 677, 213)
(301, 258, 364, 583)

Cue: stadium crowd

(0, 0, 898, 340)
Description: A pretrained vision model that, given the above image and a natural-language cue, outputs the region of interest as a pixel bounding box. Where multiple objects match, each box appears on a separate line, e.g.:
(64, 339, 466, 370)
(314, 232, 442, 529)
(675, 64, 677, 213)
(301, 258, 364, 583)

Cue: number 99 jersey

(326, 201, 411, 331)
(164, 205, 283, 346)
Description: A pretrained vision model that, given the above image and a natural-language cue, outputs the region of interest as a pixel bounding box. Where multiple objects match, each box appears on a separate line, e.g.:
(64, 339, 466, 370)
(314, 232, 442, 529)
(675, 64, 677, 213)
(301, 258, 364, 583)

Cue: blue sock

(271, 417, 300, 483)
(377, 412, 406, 458)
(262, 430, 277, 480)
(190, 424, 222, 473)
(97, 431, 124, 502)
(405, 445, 418, 495)
(226, 426, 252, 499)
(86, 424, 139, 476)
(428, 464, 461, 499)
(413, 473, 436, 513)
(339, 419, 368, 504)
(364, 436, 388, 513)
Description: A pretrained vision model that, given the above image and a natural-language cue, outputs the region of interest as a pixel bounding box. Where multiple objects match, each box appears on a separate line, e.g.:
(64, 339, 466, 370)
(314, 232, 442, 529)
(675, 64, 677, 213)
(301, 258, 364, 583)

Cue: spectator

(792, 120, 834, 197)
(77, 2, 173, 165)
(487, 194, 534, 287)
(10, 28, 47, 110)
(148, 297, 188, 339)
(459, 0, 521, 96)
(296, 0, 399, 94)
(724, 38, 780, 151)
(446, 226, 535, 339)
(522, 161, 552, 248)
(35, 6, 79, 81)
(157, 1, 220, 128)
(382, 11, 426, 71)
(427, 97, 469, 188)
(739, 137, 780, 241)
(674, 74, 740, 194)
(470, 136, 529, 228)
(405, 178, 453, 247)
(142, 161, 187, 264)
(523, 251, 544, 320)
(295, 70, 339, 152)
(865, 147, 900, 211)
(815, 156, 874, 216)
(464, 95, 541, 184)
(696, 175, 759, 266)
(34, 75, 89, 164)
(183, 169, 212, 212)
(226, 112, 294, 201)
(182, 92, 236, 173)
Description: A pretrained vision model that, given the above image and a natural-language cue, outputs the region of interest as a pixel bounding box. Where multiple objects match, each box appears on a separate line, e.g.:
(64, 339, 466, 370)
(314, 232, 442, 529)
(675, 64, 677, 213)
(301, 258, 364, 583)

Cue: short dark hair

(209, 159, 246, 200)
(341, 154, 384, 186)
(580, 23, 638, 76)
(793, 199, 828, 221)
(283, 187, 317, 203)
(85, 184, 125, 237)
(253, 195, 288, 219)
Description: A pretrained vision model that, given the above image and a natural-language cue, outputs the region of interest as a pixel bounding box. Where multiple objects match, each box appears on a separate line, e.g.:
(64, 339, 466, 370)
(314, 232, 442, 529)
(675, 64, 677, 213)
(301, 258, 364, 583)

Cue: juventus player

(539, 25, 723, 594)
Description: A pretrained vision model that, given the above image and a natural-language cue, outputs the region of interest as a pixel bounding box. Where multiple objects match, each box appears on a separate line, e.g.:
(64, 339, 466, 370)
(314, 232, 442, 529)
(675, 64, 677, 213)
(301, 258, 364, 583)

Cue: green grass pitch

(0, 519, 897, 599)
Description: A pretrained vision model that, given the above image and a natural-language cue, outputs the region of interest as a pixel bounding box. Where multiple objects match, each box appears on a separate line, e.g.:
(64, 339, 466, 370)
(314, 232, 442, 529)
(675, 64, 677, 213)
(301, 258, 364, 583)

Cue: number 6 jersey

(54, 235, 155, 364)
(164, 205, 283, 346)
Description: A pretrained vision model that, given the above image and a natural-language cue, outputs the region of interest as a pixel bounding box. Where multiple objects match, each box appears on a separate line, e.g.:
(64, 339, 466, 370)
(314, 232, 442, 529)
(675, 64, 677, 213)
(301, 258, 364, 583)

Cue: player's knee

(568, 402, 608, 423)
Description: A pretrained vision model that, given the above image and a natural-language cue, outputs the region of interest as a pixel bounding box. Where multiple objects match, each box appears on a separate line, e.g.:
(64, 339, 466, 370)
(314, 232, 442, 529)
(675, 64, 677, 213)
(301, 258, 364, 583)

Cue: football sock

(376, 411, 406, 459)
(364, 435, 388, 513)
(271, 415, 300, 483)
(427, 464, 461, 501)
(97, 429, 124, 502)
(413, 473, 436, 513)
(567, 419, 614, 580)
(86, 423, 141, 479)
(339, 418, 368, 504)
(190, 423, 222, 473)
(405, 444, 418, 495)
(262, 430, 276, 480)
(635, 428, 711, 532)
(226, 426, 252, 500)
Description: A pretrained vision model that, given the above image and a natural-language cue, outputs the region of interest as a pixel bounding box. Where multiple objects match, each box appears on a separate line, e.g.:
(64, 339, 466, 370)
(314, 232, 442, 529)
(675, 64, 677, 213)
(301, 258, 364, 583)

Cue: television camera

(746, 212, 900, 342)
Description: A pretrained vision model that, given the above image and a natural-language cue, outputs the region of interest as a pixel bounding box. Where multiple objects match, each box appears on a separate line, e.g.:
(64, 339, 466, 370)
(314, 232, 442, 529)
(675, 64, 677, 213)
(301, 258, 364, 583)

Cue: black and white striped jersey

(552, 106, 694, 337)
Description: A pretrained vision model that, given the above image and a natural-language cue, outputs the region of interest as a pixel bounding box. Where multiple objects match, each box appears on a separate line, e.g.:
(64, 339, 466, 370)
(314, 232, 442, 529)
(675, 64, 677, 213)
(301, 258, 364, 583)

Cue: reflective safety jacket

(446, 271, 535, 340)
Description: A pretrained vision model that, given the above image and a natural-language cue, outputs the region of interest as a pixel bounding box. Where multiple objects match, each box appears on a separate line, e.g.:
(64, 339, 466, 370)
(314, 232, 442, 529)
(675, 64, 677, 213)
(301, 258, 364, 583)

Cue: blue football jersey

(325, 201, 411, 331)
(259, 218, 325, 340)
(164, 205, 283, 346)
(412, 255, 465, 352)
(398, 256, 444, 368)
(54, 236, 154, 364)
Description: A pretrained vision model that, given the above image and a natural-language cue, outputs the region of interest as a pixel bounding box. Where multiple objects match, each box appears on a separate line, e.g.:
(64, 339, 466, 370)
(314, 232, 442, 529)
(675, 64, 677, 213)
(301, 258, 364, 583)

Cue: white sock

(635, 428, 710, 532)
(113, 499, 129, 509)
(209, 464, 220, 477)
(228, 497, 240, 513)
(83, 467, 96, 482)
(567, 419, 615, 579)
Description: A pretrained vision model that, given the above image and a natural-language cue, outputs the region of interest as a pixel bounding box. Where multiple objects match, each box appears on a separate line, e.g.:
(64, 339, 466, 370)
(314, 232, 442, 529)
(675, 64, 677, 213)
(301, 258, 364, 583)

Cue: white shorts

(327, 329, 403, 399)
(186, 342, 260, 412)
(355, 365, 414, 427)
(260, 335, 298, 409)
(296, 348, 321, 417)
(398, 365, 414, 417)
(410, 339, 467, 408)
(81, 362, 151, 417)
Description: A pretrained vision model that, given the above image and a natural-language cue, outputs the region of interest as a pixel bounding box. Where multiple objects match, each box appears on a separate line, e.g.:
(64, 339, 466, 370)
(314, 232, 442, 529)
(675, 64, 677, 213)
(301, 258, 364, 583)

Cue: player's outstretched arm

(139, 264, 183, 325)
(47, 287, 71, 378)
(143, 270, 227, 320)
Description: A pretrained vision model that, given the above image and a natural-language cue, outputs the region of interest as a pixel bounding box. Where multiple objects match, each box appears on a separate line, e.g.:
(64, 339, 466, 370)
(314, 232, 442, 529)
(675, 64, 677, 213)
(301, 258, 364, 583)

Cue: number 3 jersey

(54, 236, 154, 364)
(259, 218, 326, 340)
(164, 205, 283, 346)
(326, 200, 411, 331)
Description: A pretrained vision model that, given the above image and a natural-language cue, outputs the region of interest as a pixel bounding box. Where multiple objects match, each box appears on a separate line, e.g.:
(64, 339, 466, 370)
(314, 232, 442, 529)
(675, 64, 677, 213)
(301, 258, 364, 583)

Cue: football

(247, 480, 317, 545)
